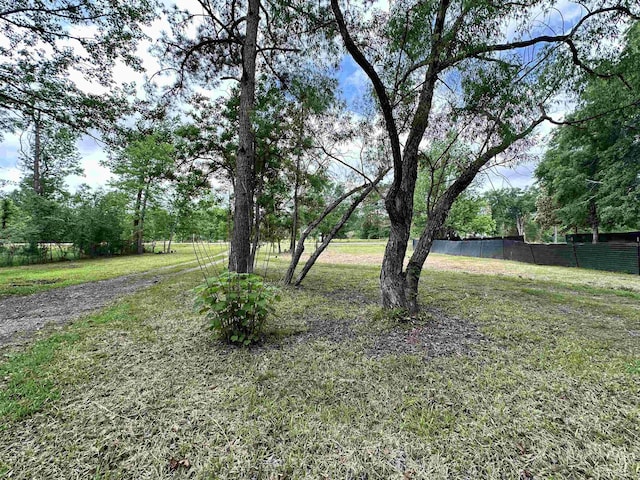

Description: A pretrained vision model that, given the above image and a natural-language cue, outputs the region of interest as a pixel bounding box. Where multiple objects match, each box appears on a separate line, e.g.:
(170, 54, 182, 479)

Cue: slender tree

(330, 0, 639, 312)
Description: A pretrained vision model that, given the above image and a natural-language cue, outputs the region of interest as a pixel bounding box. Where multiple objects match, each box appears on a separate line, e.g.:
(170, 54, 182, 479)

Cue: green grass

(0, 254, 639, 478)
(0, 242, 227, 296)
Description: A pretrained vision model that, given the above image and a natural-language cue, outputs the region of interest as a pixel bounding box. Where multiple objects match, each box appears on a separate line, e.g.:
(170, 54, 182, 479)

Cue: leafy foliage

(195, 272, 280, 346)
(536, 22, 640, 234)
(483, 187, 538, 239)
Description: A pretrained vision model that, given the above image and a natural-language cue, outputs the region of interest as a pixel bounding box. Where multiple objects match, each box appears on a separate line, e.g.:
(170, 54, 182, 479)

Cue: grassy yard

(0, 251, 639, 478)
(0, 243, 227, 297)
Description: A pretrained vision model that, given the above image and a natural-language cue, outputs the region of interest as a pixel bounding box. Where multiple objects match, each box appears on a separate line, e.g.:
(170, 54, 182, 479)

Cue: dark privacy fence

(427, 239, 640, 275)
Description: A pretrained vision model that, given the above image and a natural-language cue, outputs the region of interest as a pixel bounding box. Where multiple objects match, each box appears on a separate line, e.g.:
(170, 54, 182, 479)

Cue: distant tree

(446, 194, 495, 239)
(484, 187, 538, 240)
(535, 187, 562, 243)
(16, 117, 81, 198)
(0, 196, 17, 231)
(107, 132, 175, 254)
(536, 23, 640, 241)
(70, 187, 128, 256)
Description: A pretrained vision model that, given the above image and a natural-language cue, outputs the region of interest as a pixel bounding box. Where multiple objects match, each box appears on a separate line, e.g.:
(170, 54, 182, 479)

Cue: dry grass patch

(0, 259, 638, 479)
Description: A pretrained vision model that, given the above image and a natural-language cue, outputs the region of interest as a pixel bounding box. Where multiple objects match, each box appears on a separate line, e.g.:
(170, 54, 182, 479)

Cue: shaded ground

(0, 261, 220, 349)
(269, 283, 486, 361)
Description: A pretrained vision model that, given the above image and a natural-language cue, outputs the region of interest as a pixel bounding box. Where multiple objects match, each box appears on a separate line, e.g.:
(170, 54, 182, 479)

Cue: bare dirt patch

(0, 260, 222, 349)
(267, 285, 485, 360)
(0, 274, 163, 348)
(366, 312, 487, 360)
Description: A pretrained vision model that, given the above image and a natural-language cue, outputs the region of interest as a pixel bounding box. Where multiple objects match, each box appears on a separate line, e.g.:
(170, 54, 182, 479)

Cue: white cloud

(65, 151, 112, 192)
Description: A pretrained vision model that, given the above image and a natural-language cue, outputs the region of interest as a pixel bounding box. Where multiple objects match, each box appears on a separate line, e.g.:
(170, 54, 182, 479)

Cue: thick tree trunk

(229, 0, 260, 273)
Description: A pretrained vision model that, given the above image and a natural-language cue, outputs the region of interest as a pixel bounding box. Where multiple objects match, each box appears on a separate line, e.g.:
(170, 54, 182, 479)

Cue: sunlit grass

(0, 242, 227, 296)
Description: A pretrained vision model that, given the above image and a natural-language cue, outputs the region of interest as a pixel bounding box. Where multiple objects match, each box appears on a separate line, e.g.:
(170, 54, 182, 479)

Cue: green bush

(195, 271, 280, 346)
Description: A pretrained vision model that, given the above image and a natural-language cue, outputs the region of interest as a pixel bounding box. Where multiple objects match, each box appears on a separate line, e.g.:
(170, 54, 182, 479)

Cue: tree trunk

(137, 184, 150, 255)
(284, 169, 389, 285)
(132, 187, 143, 254)
(294, 179, 382, 286)
(284, 182, 371, 285)
(387, 119, 545, 313)
(33, 117, 43, 196)
(229, 0, 260, 274)
(553, 225, 558, 244)
(588, 200, 599, 244)
(516, 215, 526, 238)
(249, 167, 264, 269)
(289, 104, 305, 252)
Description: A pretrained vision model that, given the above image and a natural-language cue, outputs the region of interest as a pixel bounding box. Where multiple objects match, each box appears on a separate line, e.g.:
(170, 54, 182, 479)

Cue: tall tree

(330, 0, 639, 312)
(484, 187, 538, 240)
(17, 116, 81, 198)
(536, 22, 640, 240)
(0, 0, 157, 133)
(107, 132, 175, 254)
(162, 0, 334, 273)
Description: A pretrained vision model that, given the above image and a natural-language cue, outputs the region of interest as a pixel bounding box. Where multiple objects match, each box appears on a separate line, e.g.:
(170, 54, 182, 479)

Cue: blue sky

(0, 0, 599, 194)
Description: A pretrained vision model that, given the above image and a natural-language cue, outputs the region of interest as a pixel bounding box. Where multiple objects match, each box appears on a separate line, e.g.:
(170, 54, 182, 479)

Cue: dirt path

(0, 258, 225, 349)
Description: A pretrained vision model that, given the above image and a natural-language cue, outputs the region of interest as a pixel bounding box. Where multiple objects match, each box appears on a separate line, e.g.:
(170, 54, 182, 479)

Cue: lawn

(0, 250, 639, 479)
(0, 242, 227, 297)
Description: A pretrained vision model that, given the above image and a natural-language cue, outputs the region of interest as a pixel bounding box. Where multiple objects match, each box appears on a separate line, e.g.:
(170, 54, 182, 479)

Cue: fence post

(572, 242, 580, 268)
(637, 237, 639, 275)
(529, 243, 536, 265)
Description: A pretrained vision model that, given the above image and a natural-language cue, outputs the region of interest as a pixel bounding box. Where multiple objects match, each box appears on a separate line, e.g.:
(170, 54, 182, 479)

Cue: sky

(0, 0, 596, 195)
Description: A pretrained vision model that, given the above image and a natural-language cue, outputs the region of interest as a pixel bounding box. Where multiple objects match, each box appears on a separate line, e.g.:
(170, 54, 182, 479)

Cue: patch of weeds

(0, 332, 79, 422)
(371, 306, 412, 323)
(0, 302, 149, 425)
(627, 360, 640, 375)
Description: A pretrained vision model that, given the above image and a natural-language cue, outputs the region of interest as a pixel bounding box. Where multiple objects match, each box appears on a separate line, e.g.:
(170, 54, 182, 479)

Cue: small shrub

(195, 271, 280, 346)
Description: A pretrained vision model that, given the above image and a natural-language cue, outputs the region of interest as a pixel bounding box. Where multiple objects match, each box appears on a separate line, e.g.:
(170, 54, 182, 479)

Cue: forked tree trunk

(387, 121, 545, 313)
(229, 0, 260, 274)
(284, 182, 368, 285)
(294, 178, 383, 286)
(285, 170, 388, 285)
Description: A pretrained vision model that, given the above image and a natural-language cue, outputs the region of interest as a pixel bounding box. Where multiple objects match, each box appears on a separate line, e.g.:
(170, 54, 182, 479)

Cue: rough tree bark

(229, 0, 260, 274)
(405, 122, 544, 312)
